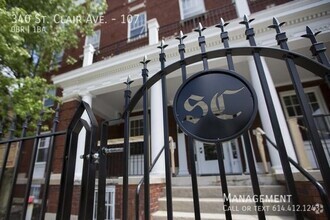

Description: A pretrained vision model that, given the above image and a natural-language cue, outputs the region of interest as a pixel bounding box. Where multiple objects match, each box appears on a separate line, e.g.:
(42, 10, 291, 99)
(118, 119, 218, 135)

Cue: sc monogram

(183, 87, 245, 124)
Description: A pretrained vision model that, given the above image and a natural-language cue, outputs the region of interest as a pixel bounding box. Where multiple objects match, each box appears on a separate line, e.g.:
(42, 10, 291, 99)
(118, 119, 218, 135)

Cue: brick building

(1, 0, 330, 219)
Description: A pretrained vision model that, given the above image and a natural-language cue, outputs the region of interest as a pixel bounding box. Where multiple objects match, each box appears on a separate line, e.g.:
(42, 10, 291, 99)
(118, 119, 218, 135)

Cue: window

(179, 0, 206, 20)
(130, 117, 144, 136)
(44, 88, 56, 107)
(280, 87, 329, 140)
(282, 91, 323, 118)
(36, 137, 50, 163)
(85, 29, 101, 49)
(128, 12, 147, 40)
(93, 186, 115, 220)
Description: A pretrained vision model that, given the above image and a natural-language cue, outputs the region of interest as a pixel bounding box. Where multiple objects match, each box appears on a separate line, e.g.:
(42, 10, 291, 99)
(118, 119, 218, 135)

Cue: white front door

(195, 139, 242, 175)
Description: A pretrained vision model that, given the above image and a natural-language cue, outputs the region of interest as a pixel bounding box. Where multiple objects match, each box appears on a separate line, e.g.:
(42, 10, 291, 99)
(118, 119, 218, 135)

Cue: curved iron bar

(259, 130, 330, 217)
(135, 145, 166, 220)
(124, 46, 329, 116)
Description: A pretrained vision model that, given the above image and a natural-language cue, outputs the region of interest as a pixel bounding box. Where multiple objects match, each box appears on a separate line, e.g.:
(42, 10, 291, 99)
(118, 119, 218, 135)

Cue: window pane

(295, 105, 302, 116)
(307, 92, 317, 102)
(37, 148, 48, 162)
(291, 95, 298, 104)
(287, 106, 295, 117)
(204, 144, 217, 161)
(311, 103, 320, 113)
(283, 96, 291, 106)
(181, 0, 205, 19)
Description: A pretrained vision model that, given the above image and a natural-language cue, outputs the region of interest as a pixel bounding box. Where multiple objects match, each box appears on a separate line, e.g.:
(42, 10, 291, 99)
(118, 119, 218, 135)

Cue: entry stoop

(152, 174, 302, 220)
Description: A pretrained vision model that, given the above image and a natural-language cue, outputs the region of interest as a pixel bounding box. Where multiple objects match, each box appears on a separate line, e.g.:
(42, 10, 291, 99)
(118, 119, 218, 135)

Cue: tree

(0, 0, 106, 132)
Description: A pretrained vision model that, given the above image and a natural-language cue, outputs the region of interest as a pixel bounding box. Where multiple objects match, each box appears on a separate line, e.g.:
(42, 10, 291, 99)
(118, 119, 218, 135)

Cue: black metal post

(21, 112, 44, 220)
(188, 137, 201, 220)
(79, 103, 98, 220)
(158, 40, 173, 220)
(0, 117, 16, 190)
(243, 132, 265, 220)
(40, 106, 60, 220)
(98, 121, 108, 220)
(217, 18, 265, 219)
(141, 55, 150, 220)
(270, 18, 330, 195)
(240, 15, 303, 219)
(176, 31, 188, 82)
(176, 31, 201, 219)
(216, 142, 232, 220)
(216, 18, 234, 71)
(122, 76, 132, 220)
(195, 23, 209, 70)
(57, 102, 86, 220)
(4, 117, 28, 220)
(302, 26, 330, 67)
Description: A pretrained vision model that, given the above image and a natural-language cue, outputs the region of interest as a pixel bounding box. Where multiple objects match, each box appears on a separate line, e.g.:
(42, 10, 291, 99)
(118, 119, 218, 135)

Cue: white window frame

(35, 135, 50, 164)
(178, 0, 206, 20)
(85, 29, 101, 50)
(127, 12, 147, 41)
(93, 186, 116, 220)
(280, 86, 329, 119)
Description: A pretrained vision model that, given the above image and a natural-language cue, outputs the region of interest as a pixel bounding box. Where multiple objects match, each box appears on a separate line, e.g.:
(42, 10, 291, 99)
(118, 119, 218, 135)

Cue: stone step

(152, 211, 298, 220)
(172, 174, 279, 186)
(170, 185, 287, 198)
(158, 197, 294, 216)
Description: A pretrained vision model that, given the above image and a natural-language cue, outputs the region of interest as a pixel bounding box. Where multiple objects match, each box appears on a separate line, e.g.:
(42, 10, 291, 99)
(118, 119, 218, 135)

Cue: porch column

(75, 92, 93, 180)
(288, 118, 312, 169)
(234, 0, 251, 17)
(150, 81, 165, 176)
(177, 129, 189, 176)
(248, 57, 298, 173)
(83, 43, 95, 67)
(148, 18, 159, 46)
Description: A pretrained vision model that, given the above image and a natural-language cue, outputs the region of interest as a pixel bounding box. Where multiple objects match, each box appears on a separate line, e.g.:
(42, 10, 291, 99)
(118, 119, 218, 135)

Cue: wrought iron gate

(0, 15, 329, 220)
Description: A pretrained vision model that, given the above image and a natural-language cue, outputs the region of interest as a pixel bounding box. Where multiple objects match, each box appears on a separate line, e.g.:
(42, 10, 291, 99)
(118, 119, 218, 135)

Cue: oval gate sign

(173, 69, 257, 143)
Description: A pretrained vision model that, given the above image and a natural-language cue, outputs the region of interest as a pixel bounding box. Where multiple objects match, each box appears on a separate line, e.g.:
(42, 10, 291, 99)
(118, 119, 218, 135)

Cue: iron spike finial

(157, 40, 168, 53)
(194, 22, 206, 36)
(124, 75, 133, 90)
(239, 14, 255, 29)
(301, 26, 321, 44)
(140, 55, 150, 69)
(268, 17, 286, 34)
(176, 30, 187, 44)
(216, 18, 229, 33)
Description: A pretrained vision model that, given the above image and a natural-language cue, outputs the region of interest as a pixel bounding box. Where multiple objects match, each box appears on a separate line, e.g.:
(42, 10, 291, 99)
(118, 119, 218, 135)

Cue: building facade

(1, 0, 330, 219)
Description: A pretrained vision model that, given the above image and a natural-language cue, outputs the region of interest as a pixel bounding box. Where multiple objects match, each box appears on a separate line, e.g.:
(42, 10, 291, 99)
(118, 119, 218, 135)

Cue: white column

(82, 44, 95, 67)
(147, 18, 160, 45)
(150, 81, 165, 176)
(248, 57, 297, 173)
(177, 130, 189, 176)
(75, 92, 93, 180)
(234, 0, 251, 17)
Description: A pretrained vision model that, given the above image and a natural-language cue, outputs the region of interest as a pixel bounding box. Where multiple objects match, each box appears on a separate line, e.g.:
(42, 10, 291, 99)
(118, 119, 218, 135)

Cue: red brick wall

(47, 185, 81, 215)
(295, 181, 327, 220)
(115, 183, 165, 220)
